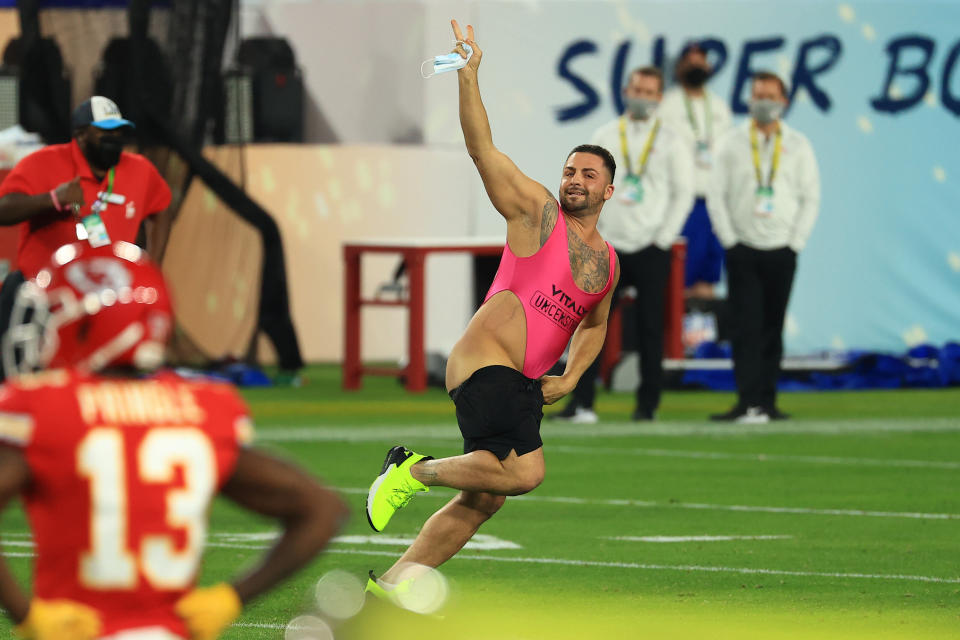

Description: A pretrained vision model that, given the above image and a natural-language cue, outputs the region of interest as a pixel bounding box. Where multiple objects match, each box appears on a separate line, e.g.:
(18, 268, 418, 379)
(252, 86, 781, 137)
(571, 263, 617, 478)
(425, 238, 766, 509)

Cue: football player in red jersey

(0, 242, 348, 640)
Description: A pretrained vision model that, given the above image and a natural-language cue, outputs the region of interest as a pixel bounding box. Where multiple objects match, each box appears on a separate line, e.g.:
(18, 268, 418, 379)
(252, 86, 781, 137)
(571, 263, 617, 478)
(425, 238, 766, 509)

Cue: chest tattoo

(567, 225, 609, 293)
(536, 193, 608, 293)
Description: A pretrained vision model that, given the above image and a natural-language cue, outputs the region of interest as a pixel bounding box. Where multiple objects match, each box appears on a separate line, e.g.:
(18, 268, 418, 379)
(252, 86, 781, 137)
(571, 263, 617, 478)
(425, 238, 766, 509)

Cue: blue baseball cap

(71, 96, 135, 131)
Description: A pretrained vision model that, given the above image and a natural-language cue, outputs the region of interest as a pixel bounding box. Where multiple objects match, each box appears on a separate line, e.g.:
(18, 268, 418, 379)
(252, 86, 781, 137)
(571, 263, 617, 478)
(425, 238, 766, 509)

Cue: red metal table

(342, 238, 504, 392)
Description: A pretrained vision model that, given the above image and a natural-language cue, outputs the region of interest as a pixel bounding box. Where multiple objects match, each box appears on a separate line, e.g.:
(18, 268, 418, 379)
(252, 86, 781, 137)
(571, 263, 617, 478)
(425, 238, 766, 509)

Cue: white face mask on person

(625, 97, 658, 120)
(749, 99, 784, 125)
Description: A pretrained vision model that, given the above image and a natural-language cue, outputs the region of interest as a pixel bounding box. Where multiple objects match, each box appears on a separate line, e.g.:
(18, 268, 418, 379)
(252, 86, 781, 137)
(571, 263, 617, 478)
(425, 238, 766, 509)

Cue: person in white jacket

(554, 66, 694, 423)
(658, 43, 733, 299)
(707, 70, 820, 423)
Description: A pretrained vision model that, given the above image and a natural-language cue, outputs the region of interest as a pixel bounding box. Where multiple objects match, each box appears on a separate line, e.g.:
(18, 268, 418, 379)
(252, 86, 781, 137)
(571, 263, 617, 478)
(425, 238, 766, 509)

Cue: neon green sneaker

(364, 570, 412, 603)
(365, 569, 449, 617)
(366, 446, 432, 532)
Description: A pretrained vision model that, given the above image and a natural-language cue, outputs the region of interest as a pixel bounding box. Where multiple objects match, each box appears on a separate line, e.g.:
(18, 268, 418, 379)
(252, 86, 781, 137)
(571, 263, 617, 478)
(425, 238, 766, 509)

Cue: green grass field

(2, 365, 959, 639)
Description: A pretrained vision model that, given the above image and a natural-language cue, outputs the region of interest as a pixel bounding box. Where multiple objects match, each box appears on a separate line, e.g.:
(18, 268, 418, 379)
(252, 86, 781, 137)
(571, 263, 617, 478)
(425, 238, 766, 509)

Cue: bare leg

(379, 448, 544, 583)
(411, 448, 544, 496)
(381, 490, 505, 584)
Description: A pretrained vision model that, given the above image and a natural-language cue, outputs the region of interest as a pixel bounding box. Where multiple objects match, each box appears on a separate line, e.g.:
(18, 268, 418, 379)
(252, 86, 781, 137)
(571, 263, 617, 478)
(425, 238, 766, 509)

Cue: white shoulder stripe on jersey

(0, 412, 33, 446)
(234, 416, 255, 446)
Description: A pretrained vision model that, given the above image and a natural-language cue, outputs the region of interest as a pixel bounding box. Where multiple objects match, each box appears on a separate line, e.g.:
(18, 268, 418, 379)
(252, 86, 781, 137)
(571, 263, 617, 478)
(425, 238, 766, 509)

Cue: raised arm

(453, 20, 548, 222)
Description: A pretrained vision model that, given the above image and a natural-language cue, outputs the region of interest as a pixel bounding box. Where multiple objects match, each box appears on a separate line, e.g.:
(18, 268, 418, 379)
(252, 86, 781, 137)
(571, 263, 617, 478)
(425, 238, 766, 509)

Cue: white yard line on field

(605, 535, 794, 542)
(210, 546, 960, 585)
(255, 418, 960, 443)
(336, 487, 960, 520)
(547, 445, 960, 470)
(232, 622, 287, 630)
(4, 545, 957, 585)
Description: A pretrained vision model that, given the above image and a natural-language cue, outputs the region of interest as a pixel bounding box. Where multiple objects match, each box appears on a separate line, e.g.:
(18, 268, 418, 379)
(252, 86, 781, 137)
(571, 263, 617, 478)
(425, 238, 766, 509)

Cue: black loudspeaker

(235, 37, 303, 142)
(2, 37, 71, 143)
(94, 37, 174, 146)
(0, 67, 19, 131)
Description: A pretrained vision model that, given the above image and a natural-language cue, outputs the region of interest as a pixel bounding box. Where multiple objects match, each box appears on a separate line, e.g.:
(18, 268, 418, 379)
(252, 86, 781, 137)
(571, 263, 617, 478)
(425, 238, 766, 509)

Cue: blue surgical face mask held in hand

(421, 43, 473, 78)
(749, 99, 785, 125)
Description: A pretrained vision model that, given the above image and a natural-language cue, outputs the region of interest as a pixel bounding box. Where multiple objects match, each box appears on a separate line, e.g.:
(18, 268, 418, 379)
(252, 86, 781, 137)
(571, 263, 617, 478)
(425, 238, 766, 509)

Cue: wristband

(49, 189, 63, 212)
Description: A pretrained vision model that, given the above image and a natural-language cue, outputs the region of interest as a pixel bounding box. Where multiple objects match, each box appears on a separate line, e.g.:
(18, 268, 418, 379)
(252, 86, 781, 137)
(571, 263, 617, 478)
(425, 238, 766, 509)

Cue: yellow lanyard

(619, 116, 661, 178)
(750, 122, 782, 189)
(683, 93, 712, 141)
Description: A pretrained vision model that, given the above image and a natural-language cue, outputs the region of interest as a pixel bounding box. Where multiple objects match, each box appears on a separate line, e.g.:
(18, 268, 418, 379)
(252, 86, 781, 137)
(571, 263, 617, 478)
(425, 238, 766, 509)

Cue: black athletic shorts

(448, 365, 544, 460)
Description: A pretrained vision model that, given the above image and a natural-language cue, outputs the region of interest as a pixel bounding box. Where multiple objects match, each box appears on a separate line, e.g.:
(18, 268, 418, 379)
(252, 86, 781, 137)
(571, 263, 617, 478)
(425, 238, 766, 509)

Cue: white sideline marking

(606, 535, 793, 543)
(207, 546, 959, 585)
(325, 549, 960, 584)
(211, 531, 520, 551)
(255, 418, 960, 443)
(6, 535, 957, 585)
(232, 622, 287, 630)
(0, 531, 522, 556)
(336, 487, 960, 521)
(549, 445, 960, 470)
(333, 533, 520, 550)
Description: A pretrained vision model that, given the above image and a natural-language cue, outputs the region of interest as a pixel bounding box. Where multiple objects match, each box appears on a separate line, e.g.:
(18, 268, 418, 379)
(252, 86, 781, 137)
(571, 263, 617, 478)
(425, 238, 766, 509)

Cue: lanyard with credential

(75, 167, 115, 246)
(683, 93, 712, 141)
(92, 168, 116, 214)
(749, 123, 782, 189)
(618, 116, 661, 178)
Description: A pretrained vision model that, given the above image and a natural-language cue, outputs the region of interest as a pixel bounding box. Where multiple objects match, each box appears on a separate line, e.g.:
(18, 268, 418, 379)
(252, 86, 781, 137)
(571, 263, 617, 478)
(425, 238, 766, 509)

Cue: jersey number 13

(77, 427, 216, 590)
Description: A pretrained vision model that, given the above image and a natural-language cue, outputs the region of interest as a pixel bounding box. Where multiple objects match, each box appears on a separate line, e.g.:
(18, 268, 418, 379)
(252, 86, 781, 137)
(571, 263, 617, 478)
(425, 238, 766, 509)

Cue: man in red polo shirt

(0, 96, 172, 380)
(0, 96, 172, 277)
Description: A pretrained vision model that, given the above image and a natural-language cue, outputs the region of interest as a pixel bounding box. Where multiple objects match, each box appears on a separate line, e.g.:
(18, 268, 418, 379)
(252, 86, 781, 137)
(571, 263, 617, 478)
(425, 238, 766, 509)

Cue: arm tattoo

(567, 227, 610, 293)
(538, 195, 558, 248)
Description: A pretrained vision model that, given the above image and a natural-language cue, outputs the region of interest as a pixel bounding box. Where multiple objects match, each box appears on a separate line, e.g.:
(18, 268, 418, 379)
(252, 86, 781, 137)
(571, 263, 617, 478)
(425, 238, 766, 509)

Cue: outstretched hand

(451, 19, 482, 73)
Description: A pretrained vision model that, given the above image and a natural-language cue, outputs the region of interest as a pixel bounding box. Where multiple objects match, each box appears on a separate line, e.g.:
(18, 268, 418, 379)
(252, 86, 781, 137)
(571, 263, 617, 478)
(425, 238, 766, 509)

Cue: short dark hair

(674, 41, 707, 79)
(751, 70, 789, 98)
(678, 41, 705, 62)
(567, 144, 616, 183)
(628, 66, 664, 93)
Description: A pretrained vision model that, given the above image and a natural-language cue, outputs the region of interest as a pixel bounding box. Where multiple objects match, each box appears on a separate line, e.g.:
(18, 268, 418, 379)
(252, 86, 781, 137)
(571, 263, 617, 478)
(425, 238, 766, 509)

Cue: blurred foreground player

(0, 242, 347, 640)
(365, 20, 619, 594)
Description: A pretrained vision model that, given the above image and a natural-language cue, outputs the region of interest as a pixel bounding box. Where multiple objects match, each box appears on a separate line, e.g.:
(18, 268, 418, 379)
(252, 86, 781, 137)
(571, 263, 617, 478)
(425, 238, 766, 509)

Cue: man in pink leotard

(363, 20, 620, 595)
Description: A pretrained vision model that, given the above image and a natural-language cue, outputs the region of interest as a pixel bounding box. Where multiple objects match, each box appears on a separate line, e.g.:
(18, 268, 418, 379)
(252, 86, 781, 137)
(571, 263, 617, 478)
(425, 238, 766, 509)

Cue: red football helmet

(2, 242, 173, 376)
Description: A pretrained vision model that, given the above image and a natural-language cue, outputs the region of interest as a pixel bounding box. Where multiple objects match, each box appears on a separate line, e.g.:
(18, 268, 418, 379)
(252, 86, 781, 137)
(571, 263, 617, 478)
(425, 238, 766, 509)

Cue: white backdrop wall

(243, 0, 960, 356)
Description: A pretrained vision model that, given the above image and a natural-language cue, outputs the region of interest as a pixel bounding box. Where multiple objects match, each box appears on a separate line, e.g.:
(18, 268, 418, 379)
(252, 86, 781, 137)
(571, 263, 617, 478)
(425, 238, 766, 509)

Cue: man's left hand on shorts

(539, 374, 574, 405)
(15, 599, 102, 640)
